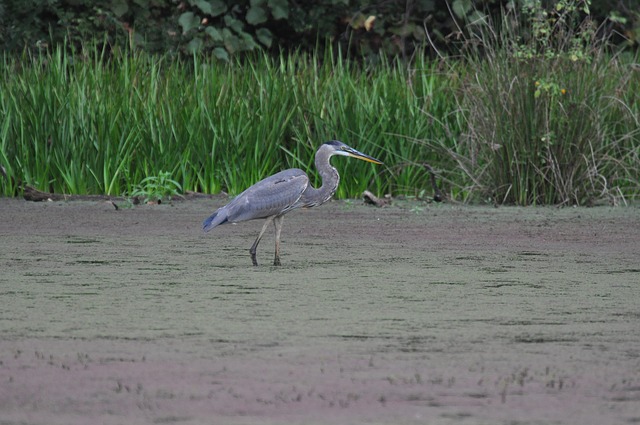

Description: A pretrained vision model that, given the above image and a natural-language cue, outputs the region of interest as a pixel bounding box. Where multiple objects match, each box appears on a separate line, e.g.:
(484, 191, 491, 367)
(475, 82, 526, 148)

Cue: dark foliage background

(1, 0, 638, 58)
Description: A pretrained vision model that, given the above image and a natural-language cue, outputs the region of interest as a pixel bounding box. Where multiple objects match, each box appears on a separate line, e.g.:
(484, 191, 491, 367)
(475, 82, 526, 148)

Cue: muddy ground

(0, 197, 639, 425)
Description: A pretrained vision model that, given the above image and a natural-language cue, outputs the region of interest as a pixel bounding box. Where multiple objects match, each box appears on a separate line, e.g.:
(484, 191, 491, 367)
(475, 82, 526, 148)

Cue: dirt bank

(1, 198, 639, 424)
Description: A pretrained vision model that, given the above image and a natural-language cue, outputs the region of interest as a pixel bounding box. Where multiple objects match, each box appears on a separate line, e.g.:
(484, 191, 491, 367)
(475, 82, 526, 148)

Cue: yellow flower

(561, 89, 567, 95)
(364, 15, 376, 31)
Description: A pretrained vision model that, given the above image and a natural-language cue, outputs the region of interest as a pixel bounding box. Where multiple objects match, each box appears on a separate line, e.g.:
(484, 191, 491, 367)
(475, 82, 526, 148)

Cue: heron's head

(324, 140, 383, 165)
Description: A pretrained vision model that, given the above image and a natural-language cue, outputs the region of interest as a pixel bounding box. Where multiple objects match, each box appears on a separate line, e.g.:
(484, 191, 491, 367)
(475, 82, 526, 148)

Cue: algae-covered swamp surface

(0, 198, 639, 425)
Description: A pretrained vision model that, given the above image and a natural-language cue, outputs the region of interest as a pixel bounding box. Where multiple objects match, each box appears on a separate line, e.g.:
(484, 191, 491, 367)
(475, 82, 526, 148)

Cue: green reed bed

(435, 0, 640, 206)
(1, 31, 637, 205)
(458, 52, 640, 206)
(0, 47, 456, 200)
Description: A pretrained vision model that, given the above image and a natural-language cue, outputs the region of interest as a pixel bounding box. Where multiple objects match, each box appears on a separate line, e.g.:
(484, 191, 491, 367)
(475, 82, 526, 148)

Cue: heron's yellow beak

(345, 148, 384, 165)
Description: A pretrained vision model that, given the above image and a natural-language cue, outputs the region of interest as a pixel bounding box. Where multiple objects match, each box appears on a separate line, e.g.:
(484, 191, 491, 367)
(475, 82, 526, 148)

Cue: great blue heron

(202, 140, 383, 266)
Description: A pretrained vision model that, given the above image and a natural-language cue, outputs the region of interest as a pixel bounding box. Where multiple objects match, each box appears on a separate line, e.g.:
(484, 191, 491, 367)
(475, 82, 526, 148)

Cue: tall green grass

(427, 1, 640, 205)
(1, 33, 637, 205)
(0, 46, 457, 199)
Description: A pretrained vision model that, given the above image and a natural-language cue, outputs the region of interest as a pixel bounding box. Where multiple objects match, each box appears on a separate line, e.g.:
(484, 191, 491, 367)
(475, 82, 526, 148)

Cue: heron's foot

(273, 257, 281, 266)
(250, 250, 258, 266)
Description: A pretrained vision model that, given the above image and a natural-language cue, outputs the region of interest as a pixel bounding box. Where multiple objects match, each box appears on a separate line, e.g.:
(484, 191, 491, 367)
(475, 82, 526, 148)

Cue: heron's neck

(303, 148, 339, 207)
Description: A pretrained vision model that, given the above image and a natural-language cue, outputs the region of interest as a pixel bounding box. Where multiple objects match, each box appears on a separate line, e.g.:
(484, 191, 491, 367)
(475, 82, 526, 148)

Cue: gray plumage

(202, 140, 383, 266)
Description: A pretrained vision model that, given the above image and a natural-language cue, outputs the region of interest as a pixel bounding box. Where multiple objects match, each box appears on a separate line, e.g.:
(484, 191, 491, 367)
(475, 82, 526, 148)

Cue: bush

(1, 0, 638, 59)
(443, 0, 640, 205)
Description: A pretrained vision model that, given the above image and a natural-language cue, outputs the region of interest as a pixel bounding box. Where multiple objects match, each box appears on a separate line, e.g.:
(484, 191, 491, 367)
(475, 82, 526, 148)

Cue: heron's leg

(273, 215, 284, 266)
(250, 216, 275, 266)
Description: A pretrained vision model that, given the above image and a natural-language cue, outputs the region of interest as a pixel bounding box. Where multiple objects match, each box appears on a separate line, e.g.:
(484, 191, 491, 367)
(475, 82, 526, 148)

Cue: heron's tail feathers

(202, 209, 228, 232)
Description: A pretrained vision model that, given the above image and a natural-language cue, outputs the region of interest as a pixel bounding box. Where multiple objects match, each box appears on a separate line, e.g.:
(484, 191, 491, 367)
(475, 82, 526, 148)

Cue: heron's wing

(203, 169, 309, 231)
(228, 169, 309, 221)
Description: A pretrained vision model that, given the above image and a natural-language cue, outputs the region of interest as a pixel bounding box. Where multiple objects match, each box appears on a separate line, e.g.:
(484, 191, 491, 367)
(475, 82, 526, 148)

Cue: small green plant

(410, 204, 425, 215)
(533, 78, 568, 98)
(130, 171, 182, 203)
(514, 0, 595, 62)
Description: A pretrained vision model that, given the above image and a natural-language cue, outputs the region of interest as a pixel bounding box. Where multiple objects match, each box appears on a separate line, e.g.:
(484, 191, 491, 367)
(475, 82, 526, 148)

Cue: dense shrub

(438, 0, 640, 205)
(1, 0, 638, 59)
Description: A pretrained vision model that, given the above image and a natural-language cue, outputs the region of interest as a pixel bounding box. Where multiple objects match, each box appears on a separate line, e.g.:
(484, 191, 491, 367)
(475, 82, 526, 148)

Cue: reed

(1, 35, 637, 205)
(0, 46, 456, 200)
(439, 0, 640, 205)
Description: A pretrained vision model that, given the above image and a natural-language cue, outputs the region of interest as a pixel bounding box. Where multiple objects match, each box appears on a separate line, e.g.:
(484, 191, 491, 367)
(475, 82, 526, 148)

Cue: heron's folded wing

(226, 170, 309, 222)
